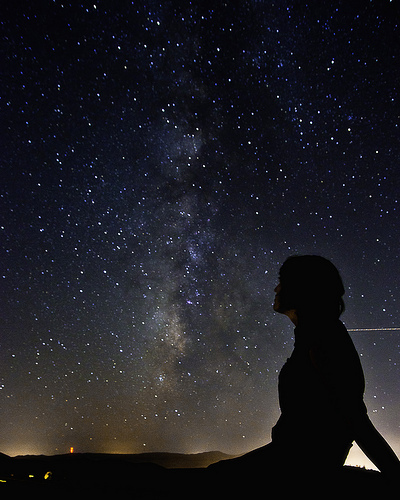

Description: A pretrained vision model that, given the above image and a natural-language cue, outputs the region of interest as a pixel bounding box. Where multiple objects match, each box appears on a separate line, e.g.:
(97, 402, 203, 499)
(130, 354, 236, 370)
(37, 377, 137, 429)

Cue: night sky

(1, 1, 399, 466)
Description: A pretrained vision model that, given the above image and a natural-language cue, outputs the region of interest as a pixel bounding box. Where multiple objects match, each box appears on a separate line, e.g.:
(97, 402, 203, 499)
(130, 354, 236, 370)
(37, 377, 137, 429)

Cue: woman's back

(272, 320, 366, 467)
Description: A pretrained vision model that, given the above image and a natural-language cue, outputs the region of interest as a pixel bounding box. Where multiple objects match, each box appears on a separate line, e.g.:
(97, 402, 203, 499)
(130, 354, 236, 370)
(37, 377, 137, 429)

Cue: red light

(70, 447, 74, 454)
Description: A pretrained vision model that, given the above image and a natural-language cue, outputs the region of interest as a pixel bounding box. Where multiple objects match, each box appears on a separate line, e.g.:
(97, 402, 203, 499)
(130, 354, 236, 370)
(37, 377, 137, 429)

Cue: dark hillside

(0, 451, 393, 498)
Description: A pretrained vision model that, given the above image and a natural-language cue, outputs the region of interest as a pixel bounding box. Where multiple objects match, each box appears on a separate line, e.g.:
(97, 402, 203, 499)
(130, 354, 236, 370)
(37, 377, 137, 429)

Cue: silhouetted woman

(209, 255, 399, 483)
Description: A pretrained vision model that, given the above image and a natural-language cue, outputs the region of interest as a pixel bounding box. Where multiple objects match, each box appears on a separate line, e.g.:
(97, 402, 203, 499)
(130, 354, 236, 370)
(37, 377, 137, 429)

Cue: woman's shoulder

(311, 320, 356, 357)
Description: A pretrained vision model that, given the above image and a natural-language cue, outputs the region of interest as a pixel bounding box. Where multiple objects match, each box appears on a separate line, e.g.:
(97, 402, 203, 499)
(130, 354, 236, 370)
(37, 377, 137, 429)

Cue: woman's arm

(353, 413, 400, 477)
(309, 336, 400, 477)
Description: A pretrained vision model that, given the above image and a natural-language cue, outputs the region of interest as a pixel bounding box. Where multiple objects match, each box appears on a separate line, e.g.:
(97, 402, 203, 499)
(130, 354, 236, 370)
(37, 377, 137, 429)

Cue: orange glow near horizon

(70, 446, 74, 454)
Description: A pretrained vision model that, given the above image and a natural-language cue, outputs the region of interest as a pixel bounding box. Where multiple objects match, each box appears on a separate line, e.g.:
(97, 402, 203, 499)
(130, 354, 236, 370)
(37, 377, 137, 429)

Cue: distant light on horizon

(345, 444, 379, 471)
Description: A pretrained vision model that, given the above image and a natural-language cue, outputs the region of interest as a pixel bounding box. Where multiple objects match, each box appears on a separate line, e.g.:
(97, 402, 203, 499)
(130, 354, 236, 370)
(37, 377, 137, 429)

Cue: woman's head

(274, 255, 345, 322)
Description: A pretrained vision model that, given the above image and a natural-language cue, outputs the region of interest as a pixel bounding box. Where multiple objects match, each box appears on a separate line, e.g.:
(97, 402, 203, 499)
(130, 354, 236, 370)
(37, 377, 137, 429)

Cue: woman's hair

(278, 255, 345, 321)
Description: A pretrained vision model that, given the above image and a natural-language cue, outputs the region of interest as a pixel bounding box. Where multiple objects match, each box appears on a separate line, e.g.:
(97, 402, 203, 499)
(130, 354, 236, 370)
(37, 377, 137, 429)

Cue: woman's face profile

(273, 282, 299, 325)
(273, 283, 283, 313)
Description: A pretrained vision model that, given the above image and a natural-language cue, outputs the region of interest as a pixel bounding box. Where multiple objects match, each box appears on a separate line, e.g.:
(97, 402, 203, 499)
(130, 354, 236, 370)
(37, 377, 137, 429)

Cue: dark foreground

(0, 451, 393, 499)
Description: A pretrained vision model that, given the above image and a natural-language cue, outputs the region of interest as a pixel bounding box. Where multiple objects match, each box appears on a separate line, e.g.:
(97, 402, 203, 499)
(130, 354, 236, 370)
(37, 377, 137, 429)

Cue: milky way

(1, 1, 399, 464)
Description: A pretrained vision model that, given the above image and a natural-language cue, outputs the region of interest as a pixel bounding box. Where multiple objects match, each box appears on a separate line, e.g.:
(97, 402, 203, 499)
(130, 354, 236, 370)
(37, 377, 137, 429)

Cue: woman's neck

(284, 309, 298, 326)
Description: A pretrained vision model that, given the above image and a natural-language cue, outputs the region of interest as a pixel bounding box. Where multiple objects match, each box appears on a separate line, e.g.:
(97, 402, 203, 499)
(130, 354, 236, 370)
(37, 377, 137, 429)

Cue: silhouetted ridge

(0, 451, 393, 497)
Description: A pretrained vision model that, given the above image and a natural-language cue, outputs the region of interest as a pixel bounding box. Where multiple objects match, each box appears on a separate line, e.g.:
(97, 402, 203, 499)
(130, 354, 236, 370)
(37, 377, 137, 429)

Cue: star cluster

(1, 1, 399, 462)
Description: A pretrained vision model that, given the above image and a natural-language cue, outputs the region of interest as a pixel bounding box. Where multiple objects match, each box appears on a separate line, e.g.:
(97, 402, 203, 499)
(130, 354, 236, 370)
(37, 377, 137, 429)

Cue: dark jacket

(272, 320, 367, 467)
